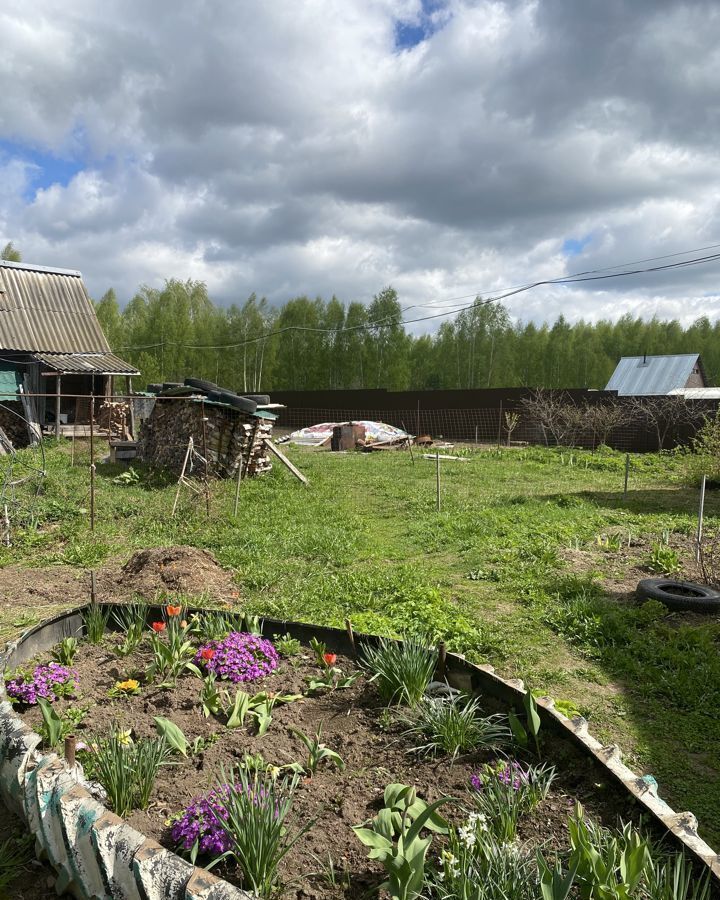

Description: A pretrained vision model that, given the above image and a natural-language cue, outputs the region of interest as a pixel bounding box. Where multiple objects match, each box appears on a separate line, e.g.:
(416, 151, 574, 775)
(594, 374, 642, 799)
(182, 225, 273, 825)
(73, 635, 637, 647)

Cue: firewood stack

(137, 398, 273, 478)
(98, 400, 130, 440)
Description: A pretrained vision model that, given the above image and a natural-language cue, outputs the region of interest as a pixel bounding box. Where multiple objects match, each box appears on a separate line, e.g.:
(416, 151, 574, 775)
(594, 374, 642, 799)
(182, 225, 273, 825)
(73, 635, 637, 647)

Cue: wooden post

(233, 456, 243, 518)
(497, 399, 503, 448)
(623, 453, 630, 499)
(126, 376, 135, 439)
(416, 400, 420, 439)
(55, 375, 61, 439)
(89, 395, 95, 531)
(64, 735, 76, 767)
(436, 641, 447, 680)
(345, 618, 356, 656)
(402, 421, 414, 465)
(90, 570, 96, 604)
(696, 474, 707, 564)
(435, 450, 441, 512)
(201, 402, 211, 517)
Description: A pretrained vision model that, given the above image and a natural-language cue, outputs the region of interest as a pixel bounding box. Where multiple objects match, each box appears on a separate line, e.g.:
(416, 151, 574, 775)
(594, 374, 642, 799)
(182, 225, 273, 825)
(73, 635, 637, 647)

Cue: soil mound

(119, 546, 238, 603)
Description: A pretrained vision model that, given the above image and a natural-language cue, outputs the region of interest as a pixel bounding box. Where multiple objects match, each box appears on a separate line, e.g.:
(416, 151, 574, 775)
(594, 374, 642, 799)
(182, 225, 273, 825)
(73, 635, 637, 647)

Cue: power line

(117, 243, 720, 352)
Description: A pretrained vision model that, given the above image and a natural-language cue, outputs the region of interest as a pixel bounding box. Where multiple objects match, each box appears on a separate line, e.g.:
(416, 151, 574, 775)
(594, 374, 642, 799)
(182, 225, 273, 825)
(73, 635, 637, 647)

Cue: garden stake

(233, 450, 243, 517)
(435, 450, 441, 512)
(64, 735, 76, 767)
(696, 473, 707, 563)
(345, 618, 356, 656)
(623, 453, 630, 499)
(89, 394, 95, 531)
(90, 570, 96, 605)
(436, 641, 447, 680)
(201, 403, 211, 517)
(402, 420, 414, 465)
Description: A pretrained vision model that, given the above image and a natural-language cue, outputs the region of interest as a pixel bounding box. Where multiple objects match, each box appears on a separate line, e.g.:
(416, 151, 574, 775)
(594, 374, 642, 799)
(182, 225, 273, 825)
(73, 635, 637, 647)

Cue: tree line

(93, 279, 720, 392)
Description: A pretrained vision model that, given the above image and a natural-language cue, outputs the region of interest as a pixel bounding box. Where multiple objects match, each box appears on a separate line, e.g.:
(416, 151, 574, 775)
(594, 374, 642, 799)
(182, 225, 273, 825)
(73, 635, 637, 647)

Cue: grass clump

(82, 603, 109, 644)
(469, 759, 555, 842)
(87, 730, 170, 817)
(401, 695, 510, 761)
(360, 636, 437, 706)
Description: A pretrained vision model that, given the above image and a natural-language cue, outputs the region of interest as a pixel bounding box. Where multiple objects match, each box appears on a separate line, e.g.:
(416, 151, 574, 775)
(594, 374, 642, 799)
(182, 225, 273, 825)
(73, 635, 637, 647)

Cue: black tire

(636, 578, 720, 613)
(162, 382, 183, 390)
(206, 390, 223, 403)
(159, 385, 195, 397)
(184, 377, 219, 393)
(217, 390, 257, 414)
(241, 394, 270, 405)
(147, 383, 163, 394)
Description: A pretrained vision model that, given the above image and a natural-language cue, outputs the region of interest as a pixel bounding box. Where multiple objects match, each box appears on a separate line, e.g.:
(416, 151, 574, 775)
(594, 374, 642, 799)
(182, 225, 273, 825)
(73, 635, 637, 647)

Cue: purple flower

(6, 663, 78, 706)
(195, 632, 279, 683)
(470, 760, 528, 793)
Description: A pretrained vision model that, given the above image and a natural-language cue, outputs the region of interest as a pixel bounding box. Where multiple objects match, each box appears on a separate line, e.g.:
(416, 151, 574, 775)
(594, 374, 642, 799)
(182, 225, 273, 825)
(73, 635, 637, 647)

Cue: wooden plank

(421, 453, 468, 462)
(262, 438, 308, 485)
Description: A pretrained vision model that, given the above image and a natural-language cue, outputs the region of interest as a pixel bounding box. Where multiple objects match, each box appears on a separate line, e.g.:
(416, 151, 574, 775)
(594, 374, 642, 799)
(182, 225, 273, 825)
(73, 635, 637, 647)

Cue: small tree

(1, 242, 21, 262)
(629, 396, 704, 450)
(504, 411, 520, 445)
(585, 401, 631, 449)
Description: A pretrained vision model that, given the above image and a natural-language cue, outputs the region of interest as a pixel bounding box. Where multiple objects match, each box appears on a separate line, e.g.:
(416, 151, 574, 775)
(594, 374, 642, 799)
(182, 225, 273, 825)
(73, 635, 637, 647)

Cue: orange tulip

(166, 604, 182, 617)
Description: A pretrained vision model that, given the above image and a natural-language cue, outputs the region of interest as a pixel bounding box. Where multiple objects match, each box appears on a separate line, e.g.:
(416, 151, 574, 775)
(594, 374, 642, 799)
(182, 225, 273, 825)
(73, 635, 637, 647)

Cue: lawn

(1, 439, 719, 848)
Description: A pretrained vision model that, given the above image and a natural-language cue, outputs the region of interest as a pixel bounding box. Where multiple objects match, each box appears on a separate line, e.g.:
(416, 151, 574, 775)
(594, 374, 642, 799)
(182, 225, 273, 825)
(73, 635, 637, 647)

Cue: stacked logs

(137, 398, 273, 478)
(98, 400, 130, 440)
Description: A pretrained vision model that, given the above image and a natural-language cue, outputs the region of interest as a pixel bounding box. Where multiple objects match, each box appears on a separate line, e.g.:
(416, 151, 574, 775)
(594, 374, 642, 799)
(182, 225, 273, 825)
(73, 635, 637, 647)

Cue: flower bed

(3, 604, 719, 899)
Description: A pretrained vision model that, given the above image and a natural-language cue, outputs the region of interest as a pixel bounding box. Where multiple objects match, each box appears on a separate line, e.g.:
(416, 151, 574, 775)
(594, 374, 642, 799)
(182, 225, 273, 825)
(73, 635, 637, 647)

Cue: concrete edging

(1, 605, 718, 898)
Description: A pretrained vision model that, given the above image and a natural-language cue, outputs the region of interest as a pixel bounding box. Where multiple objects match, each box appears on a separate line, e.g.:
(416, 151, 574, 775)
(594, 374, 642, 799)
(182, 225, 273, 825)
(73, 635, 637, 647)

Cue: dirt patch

(0, 802, 56, 899)
(116, 546, 239, 603)
(13, 637, 657, 900)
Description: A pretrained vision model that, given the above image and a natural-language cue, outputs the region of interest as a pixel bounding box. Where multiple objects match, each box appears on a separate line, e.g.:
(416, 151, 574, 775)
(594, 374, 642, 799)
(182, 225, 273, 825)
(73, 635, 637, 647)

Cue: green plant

(240, 612, 262, 635)
(0, 832, 34, 895)
(111, 602, 147, 656)
(360, 637, 438, 706)
(211, 767, 313, 897)
(89, 729, 170, 817)
(312, 852, 352, 893)
(37, 700, 88, 750)
(309, 636, 328, 667)
(273, 632, 301, 657)
(537, 853, 577, 900)
(646, 544, 682, 576)
(509, 690, 543, 755)
(146, 619, 201, 686)
(200, 673, 223, 718)
(51, 636, 78, 666)
(568, 803, 651, 899)
(353, 784, 450, 900)
(83, 603, 109, 644)
(194, 610, 237, 642)
(153, 716, 190, 756)
(113, 466, 140, 485)
(400, 695, 509, 761)
(469, 759, 555, 842)
(223, 689, 301, 734)
(304, 665, 360, 694)
(290, 724, 344, 774)
(644, 852, 711, 900)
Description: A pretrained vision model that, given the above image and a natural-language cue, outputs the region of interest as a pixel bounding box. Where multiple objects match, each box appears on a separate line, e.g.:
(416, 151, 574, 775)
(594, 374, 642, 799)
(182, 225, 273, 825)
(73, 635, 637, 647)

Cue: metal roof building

(0, 260, 139, 438)
(605, 353, 707, 395)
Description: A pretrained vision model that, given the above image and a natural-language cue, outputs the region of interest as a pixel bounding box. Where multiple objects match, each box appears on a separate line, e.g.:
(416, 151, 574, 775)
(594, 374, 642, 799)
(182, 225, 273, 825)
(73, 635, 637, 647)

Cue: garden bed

(3, 604, 720, 899)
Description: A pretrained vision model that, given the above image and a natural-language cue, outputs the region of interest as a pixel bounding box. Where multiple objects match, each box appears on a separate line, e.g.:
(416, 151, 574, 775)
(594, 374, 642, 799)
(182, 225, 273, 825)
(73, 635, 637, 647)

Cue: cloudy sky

(2, 0, 720, 330)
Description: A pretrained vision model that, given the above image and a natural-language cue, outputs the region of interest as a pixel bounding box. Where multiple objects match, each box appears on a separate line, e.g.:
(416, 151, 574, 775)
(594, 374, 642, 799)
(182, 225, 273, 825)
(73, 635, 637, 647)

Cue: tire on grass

(636, 577, 720, 613)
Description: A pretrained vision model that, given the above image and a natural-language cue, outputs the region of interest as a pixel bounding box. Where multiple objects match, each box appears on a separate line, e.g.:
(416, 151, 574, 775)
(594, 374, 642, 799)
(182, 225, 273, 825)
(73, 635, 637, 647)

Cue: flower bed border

(0, 604, 718, 899)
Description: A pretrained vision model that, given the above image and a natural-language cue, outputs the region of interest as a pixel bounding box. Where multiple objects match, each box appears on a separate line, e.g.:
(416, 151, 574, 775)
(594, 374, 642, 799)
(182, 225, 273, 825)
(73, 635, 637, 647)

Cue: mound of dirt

(117, 546, 238, 603)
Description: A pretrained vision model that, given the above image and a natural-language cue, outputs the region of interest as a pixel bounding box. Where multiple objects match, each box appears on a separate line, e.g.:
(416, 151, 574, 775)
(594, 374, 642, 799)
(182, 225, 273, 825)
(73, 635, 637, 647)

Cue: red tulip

(323, 652, 337, 666)
(200, 647, 215, 661)
(151, 621, 166, 633)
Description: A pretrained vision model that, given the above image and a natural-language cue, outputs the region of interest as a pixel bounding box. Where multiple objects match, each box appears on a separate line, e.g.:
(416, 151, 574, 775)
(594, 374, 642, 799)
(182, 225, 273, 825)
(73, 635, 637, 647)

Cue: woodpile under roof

(137, 397, 274, 478)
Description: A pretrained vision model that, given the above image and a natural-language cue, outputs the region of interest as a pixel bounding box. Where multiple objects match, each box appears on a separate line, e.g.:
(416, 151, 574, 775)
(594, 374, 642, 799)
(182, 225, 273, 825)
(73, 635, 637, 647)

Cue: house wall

(685, 368, 706, 389)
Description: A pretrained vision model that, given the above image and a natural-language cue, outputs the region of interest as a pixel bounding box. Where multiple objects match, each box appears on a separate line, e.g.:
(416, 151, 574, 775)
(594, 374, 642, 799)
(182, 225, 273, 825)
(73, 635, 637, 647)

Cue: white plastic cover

(289, 421, 410, 446)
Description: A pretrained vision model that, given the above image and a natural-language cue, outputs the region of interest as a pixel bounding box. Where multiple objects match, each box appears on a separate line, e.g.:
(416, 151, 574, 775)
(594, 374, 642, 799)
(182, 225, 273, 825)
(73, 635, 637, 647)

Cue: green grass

(3, 440, 720, 846)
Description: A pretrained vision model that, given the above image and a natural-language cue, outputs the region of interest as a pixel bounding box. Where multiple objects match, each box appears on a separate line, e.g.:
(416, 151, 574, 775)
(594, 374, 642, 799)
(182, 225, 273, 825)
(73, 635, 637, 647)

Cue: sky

(2, 0, 720, 331)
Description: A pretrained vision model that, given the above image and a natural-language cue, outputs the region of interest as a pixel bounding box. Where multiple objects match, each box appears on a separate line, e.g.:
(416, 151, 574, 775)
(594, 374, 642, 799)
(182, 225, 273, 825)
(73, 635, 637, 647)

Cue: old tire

(242, 394, 270, 405)
(146, 383, 163, 394)
(636, 578, 720, 613)
(217, 391, 257, 414)
(184, 377, 219, 393)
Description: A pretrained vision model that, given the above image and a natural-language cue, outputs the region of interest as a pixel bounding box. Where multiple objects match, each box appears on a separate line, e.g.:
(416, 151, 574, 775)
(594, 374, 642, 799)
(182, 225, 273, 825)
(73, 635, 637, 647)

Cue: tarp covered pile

(289, 421, 410, 447)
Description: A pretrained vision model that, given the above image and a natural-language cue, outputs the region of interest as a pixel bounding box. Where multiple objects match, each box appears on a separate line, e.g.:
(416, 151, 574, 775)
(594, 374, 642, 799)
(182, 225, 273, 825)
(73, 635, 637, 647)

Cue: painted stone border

(1, 605, 719, 899)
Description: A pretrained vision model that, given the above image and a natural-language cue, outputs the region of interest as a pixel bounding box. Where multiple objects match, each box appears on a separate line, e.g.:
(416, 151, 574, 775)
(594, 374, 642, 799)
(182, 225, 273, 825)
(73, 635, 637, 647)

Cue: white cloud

(1, 0, 720, 329)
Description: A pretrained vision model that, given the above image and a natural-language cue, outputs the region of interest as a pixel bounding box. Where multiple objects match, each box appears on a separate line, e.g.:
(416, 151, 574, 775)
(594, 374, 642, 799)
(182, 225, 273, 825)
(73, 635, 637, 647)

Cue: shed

(605, 354, 707, 396)
(0, 260, 139, 441)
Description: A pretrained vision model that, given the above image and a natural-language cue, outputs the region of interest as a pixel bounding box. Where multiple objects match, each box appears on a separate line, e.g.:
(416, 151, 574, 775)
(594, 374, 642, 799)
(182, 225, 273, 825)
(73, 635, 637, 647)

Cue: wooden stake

(435, 450, 441, 512)
(345, 618, 356, 656)
(262, 438, 308, 485)
(90, 570, 96, 605)
(437, 641, 447, 680)
(402, 420, 414, 465)
(172, 437, 194, 517)
(623, 453, 630, 500)
(232, 454, 243, 517)
(89, 395, 95, 531)
(200, 403, 211, 517)
(696, 474, 707, 564)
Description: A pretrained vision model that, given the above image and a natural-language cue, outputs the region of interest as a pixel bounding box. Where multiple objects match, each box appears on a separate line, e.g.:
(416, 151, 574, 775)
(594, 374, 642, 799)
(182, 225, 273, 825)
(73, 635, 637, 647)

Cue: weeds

(83, 603, 109, 644)
(87, 730, 170, 817)
(646, 544, 682, 576)
(360, 637, 438, 706)
(469, 759, 555, 842)
(401, 695, 509, 761)
(0, 832, 34, 896)
(290, 725, 344, 774)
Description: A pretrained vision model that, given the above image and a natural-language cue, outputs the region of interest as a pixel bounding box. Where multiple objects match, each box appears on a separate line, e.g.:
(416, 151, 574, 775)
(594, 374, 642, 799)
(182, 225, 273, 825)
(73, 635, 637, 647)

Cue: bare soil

(14, 639, 645, 899)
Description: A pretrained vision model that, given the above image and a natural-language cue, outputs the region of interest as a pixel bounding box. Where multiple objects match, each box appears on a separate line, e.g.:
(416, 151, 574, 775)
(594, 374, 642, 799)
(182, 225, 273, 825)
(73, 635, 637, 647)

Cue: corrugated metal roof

(35, 352, 140, 376)
(605, 354, 701, 395)
(668, 387, 720, 399)
(0, 262, 111, 353)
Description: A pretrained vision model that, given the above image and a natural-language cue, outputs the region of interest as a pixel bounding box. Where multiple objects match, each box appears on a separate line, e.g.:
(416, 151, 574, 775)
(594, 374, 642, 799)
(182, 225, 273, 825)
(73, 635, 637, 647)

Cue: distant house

(605, 353, 707, 396)
(0, 260, 138, 439)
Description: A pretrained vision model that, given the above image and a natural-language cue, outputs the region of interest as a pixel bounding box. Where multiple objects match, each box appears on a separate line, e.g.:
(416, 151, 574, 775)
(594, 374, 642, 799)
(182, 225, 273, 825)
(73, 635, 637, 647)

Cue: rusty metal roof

(0, 260, 111, 354)
(35, 351, 140, 376)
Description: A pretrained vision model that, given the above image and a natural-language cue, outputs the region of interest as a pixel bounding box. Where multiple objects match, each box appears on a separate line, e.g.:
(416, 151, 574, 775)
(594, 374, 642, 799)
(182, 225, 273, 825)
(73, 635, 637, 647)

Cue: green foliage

(153, 716, 190, 756)
(146, 620, 201, 686)
(200, 673, 222, 718)
(644, 853, 711, 900)
(0, 241, 21, 262)
(470, 760, 555, 842)
(0, 832, 33, 896)
(646, 544, 682, 576)
(400, 695, 509, 761)
(37, 697, 65, 749)
(353, 784, 449, 900)
(290, 724, 344, 774)
(88, 730, 170, 817)
(83, 603, 109, 644)
(360, 637, 438, 706)
(508, 690, 543, 756)
(111, 602, 146, 656)
(51, 636, 78, 666)
(211, 768, 312, 898)
(273, 632, 301, 657)
(194, 610, 236, 642)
